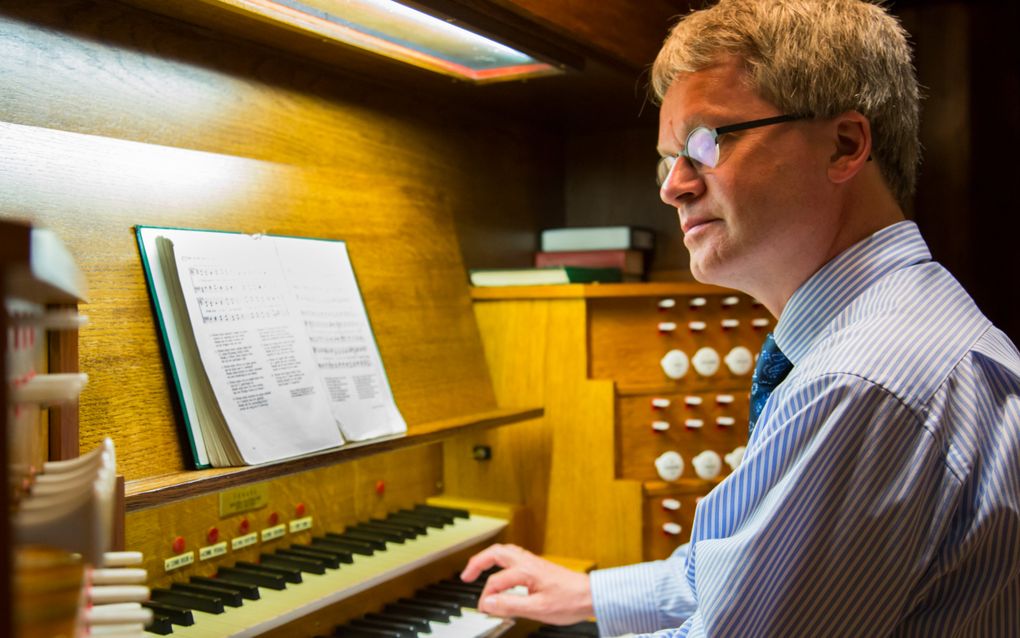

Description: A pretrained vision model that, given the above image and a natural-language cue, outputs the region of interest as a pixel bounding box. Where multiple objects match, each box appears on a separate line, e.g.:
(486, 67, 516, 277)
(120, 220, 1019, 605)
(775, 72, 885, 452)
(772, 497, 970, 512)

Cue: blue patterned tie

(749, 333, 793, 434)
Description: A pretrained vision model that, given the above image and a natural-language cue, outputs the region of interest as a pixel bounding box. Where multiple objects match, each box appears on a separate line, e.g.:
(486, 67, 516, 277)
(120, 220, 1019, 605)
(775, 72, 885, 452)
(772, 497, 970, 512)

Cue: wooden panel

(643, 488, 700, 561)
(617, 391, 749, 483)
(46, 312, 80, 461)
(124, 406, 540, 510)
(495, 0, 688, 70)
(449, 298, 645, 568)
(589, 294, 769, 387)
(125, 444, 443, 589)
(0, 0, 576, 481)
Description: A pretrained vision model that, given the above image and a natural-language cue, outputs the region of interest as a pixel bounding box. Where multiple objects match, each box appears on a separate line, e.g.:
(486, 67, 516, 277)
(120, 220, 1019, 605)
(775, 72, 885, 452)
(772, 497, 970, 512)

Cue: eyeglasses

(657, 113, 809, 186)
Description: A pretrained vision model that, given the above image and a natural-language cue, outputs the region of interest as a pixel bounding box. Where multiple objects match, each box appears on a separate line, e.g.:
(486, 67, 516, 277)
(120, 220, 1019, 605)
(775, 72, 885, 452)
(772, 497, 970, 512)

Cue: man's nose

(659, 157, 705, 206)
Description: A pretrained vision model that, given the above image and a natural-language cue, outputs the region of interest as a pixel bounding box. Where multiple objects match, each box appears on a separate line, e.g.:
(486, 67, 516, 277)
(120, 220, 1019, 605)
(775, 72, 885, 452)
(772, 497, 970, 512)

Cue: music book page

(136, 227, 406, 467)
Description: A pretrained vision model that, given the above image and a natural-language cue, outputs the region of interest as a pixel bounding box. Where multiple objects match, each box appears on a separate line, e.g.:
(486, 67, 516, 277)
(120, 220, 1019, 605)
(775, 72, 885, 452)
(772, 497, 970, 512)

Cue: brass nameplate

(219, 484, 269, 517)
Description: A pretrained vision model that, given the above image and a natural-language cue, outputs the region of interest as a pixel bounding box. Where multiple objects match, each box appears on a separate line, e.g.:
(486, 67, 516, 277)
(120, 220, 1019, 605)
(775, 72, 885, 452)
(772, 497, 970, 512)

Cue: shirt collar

(773, 220, 932, 365)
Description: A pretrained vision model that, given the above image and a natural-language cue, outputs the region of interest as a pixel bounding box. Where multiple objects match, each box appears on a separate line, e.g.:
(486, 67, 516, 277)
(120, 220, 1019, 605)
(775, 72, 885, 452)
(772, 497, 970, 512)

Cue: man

(461, 0, 1020, 636)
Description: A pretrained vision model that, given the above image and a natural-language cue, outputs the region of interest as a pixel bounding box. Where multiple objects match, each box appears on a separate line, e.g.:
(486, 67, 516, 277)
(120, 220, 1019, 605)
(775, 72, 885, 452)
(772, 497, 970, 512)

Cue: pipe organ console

(1, 1, 759, 636)
(138, 504, 510, 637)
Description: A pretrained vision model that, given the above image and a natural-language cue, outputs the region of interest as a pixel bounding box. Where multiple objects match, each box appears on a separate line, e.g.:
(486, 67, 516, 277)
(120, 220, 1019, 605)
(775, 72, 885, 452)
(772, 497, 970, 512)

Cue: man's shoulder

(795, 261, 999, 410)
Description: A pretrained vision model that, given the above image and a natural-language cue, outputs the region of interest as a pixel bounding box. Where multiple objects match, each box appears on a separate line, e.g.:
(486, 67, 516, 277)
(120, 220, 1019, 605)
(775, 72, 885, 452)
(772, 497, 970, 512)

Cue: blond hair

(652, 0, 920, 207)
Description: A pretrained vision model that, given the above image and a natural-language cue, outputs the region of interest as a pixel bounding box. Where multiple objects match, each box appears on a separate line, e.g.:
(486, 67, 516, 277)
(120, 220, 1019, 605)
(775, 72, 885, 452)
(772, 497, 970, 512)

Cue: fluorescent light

(224, 0, 564, 82)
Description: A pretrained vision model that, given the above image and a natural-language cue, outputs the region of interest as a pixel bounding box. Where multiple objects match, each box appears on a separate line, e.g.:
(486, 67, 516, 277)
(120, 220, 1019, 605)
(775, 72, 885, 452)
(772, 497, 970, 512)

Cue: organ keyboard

(145, 505, 507, 637)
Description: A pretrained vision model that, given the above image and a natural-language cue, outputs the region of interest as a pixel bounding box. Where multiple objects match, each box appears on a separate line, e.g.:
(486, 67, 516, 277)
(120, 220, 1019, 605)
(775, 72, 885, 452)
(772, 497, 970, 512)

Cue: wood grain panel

(643, 488, 701, 561)
(452, 297, 645, 568)
(494, 0, 687, 70)
(588, 294, 770, 387)
(617, 391, 749, 483)
(0, 0, 572, 482)
(124, 444, 443, 589)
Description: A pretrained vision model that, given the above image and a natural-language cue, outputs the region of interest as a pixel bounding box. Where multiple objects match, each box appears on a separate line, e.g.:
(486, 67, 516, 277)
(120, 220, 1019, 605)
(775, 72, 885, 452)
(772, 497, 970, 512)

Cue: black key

(420, 584, 478, 606)
(262, 552, 327, 575)
(142, 600, 195, 626)
(387, 511, 445, 529)
(415, 503, 470, 519)
(314, 535, 376, 556)
(190, 575, 261, 600)
(278, 546, 343, 568)
(383, 602, 452, 622)
(234, 561, 302, 584)
(433, 580, 484, 596)
(349, 618, 417, 637)
(172, 582, 243, 607)
(398, 596, 462, 617)
(363, 612, 430, 633)
(414, 588, 473, 608)
(531, 621, 601, 636)
(151, 588, 224, 614)
(373, 517, 427, 535)
(353, 522, 413, 541)
(217, 566, 287, 590)
(144, 613, 174, 635)
(397, 508, 453, 526)
(330, 530, 388, 549)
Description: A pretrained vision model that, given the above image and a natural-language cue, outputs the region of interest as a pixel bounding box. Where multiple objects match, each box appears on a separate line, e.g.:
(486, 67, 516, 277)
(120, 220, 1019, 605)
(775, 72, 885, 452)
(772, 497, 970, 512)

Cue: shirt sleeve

(590, 544, 697, 636)
(656, 373, 961, 637)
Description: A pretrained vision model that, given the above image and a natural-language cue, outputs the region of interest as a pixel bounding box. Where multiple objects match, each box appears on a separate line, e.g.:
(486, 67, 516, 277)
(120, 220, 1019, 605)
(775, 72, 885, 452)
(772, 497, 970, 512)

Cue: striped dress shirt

(590, 221, 1020, 637)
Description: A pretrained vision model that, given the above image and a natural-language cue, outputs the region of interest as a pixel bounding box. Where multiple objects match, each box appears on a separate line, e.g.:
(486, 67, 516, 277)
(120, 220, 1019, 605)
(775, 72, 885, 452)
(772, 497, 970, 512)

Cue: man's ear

(828, 111, 872, 184)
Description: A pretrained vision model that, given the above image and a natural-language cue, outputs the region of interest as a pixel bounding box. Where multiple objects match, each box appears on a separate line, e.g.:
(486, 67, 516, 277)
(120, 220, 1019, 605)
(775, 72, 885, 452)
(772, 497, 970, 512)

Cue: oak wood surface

(125, 406, 541, 510)
(0, 0, 567, 483)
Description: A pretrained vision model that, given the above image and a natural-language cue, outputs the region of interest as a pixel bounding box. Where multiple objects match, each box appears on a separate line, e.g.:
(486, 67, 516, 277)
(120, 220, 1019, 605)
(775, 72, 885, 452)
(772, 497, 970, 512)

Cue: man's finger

(478, 590, 538, 619)
(478, 566, 529, 600)
(460, 544, 519, 582)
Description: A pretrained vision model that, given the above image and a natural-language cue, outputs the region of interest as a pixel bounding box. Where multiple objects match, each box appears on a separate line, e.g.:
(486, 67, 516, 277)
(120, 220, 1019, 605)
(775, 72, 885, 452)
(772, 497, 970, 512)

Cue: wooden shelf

(470, 282, 739, 301)
(125, 406, 542, 512)
(616, 381, 751, 396)
(643, 478, 724, 496)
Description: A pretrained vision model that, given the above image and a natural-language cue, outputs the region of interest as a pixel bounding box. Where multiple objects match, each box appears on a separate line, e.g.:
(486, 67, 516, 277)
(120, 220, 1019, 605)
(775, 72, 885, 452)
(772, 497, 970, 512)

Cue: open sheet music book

(136, 227, 406, 468)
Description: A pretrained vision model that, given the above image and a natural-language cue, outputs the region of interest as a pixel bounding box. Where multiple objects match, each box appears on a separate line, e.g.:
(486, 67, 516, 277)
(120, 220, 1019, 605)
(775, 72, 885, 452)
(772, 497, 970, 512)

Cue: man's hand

(460, 543, 594, 625)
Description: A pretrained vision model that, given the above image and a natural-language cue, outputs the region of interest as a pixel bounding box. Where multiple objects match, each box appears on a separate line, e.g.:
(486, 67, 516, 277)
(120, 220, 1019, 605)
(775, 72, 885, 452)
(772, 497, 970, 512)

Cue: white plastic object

(10, 309, 89, 330)
(85, 605, 153, 625)
(684, 419, 704, 429)
(86, 585, 151, 605)
(662, 522, 683, 536)
(716, 394, 735, 405)
(14, 439, 116, 564)
(684, 395, 703, 406)
(661, 498, 681, 511)
(752, 318, 771, 328)
(692, 347, 720, 376)
(692, 450, 723, 480)
(651, 420, 671, 432)
(725, 346, 754, 376)
(661, 349, 690, 379)
(103, 552, 144, 567)
(689, 297, 707, 308)
(657, 322, 677, 333)
(658, 298, 676, 309)
(725, 446, 746, 471)
(651, 397, 671, 409)
(654, 451, 684, 482)
(688, 321, 707, 331)
(716, 416, 736, 427)
(721, 296, 740, 307)
(11, 372, 89, 405)
(721, 319, 740, 329)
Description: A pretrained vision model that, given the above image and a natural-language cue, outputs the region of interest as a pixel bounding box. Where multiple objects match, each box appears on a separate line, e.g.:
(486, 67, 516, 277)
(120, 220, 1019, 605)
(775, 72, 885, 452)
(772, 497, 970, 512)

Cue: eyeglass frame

(657, 113, 811, 186)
